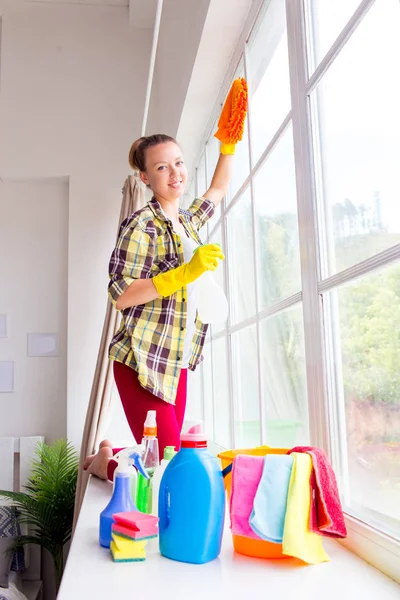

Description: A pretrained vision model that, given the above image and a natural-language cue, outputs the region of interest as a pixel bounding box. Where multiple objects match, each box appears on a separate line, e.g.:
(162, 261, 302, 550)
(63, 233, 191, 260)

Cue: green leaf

(0, 439, 79, 589)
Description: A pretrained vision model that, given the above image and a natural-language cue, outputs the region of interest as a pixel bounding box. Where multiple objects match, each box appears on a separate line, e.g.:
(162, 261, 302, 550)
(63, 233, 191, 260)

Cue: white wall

(0, 0, 257, 452)
(0, 0, 151, 449)
(0, 178, 68, 441)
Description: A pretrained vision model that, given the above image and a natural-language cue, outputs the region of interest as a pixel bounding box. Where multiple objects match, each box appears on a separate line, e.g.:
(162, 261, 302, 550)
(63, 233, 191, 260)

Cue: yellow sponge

(110, 541, 146, 562)
(112, 533, 147, 551)
(110, 534, 147, 562)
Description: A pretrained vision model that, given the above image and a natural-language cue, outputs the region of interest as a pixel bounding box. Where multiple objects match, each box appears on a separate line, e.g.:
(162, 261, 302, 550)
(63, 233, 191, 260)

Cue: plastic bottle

(151, 445, 176, 517)
(158, 423, 225, 564)
(194, 245, 228, 325)
(112, 444, 144, 503)
(136, 410, 160, 514)
(99, 449, 149, 548)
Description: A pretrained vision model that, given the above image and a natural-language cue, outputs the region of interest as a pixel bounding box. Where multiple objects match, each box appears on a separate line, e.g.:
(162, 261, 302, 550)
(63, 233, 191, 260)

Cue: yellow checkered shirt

(108, 196, 215, 404)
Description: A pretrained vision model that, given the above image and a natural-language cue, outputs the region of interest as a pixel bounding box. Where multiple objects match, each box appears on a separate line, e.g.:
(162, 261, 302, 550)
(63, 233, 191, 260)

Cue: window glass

(327, 263, 400, 538)
(312, 0, 400, 275)
(247, 0, 291, 166)
(254, 124, 301, 309)
(260, 306, 309, 447)
(231, 325, 260, 447)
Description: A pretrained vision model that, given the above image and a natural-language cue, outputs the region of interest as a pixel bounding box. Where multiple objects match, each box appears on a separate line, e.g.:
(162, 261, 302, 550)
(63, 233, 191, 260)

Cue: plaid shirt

(108, 196, 215, 404)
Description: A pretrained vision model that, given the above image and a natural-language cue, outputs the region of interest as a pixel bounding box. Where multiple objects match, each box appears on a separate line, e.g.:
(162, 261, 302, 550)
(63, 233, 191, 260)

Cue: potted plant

(0, 439, 79, 592)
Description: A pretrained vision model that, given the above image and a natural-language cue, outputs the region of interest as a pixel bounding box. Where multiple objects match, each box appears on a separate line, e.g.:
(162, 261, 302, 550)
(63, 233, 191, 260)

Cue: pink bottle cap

(180, 423, 207, 448)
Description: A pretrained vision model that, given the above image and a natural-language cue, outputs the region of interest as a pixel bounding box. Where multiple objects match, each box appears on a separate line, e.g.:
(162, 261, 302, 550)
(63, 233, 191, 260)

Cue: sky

(248, 0, 400, 234)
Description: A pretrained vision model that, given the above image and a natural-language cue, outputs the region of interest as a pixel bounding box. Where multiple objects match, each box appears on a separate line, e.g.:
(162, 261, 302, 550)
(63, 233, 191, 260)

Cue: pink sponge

(112, 511, 159, 540)
(112, 522, 157, 541)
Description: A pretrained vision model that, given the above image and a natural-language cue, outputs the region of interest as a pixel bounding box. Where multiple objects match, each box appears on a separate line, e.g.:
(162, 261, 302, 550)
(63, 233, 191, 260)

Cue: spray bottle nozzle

(130, 452, 150, 480)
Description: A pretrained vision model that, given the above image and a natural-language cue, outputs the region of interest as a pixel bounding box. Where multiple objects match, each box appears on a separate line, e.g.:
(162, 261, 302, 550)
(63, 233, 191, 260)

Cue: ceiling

(23, 0, 129, 6)
(17, 0, 258, 175)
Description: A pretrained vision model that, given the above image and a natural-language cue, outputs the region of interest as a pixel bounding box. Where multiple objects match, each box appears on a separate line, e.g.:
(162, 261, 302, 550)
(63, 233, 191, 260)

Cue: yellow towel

(283, 453, 330, 564)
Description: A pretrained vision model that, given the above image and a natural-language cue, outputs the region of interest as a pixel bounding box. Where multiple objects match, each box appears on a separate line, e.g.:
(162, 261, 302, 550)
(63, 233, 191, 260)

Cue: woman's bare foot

(83, 440, 113, 480)
(83, 439, 113, 470)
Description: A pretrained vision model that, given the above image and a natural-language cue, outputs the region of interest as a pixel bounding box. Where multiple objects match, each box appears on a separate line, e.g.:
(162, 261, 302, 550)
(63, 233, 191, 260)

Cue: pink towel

(289, 446, 347, 538)
(230, 455, 264, 539)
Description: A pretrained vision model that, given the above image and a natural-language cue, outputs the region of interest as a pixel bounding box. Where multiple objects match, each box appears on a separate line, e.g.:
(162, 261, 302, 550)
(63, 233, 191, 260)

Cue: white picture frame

(0, 361, 14, 392)
(0, 314, 7, 338)
(27, 333, 60, 357)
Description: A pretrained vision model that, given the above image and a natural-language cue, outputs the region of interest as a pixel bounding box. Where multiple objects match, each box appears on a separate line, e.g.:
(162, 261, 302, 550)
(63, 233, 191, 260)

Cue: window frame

(192, 0, 400, 582)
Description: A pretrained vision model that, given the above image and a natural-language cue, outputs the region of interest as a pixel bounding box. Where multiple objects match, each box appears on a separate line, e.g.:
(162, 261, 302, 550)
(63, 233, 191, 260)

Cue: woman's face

(140, 142, 188, 202)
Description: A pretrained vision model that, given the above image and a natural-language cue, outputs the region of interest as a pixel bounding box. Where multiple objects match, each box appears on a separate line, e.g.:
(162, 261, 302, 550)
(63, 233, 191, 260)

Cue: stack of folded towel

(110, 511, 159, 562)
(230, 447, 347, 564)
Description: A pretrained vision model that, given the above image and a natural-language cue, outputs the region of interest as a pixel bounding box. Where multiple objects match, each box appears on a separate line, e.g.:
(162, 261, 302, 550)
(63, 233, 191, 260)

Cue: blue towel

(249, 454, 294, 543)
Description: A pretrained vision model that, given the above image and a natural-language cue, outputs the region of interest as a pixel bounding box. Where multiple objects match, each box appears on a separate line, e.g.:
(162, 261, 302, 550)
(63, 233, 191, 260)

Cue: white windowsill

(58, 476, 399, 599)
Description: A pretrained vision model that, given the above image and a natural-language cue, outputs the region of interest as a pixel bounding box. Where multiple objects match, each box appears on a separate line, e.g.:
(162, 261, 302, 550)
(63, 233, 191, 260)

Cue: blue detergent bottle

(99, 449, 149, 548)
(159, 423, 225, 564)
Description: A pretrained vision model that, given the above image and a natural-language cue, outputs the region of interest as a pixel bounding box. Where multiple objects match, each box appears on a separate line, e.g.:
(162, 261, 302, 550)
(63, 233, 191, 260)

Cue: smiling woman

(84, 84, 247, 482)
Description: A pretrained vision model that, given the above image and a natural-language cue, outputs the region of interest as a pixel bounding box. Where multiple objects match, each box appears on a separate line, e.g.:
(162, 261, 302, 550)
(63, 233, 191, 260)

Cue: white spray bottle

(113, 445, 145, 502)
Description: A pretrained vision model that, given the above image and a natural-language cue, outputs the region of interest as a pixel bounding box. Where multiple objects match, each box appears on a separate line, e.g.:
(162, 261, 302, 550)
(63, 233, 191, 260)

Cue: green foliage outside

(259, 196, 400, 413)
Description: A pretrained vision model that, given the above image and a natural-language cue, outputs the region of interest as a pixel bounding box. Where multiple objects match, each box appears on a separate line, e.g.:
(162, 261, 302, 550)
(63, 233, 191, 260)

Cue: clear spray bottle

(136, 410, 159, 514)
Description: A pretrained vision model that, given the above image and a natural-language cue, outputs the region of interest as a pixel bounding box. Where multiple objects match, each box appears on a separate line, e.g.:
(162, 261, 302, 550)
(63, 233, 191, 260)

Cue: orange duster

(214, 77, 248, 154)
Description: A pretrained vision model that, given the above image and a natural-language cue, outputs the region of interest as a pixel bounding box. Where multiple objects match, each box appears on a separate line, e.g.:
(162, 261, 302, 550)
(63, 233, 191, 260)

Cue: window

(311, 0, 400, 275)
(253, 124, 301, 309)
(327, 265, 400, 538)
(194, 0, 309, 456)
(308, 0, 400, 545)
(191, 0, 400, 580)
(248, 0, 291, 165)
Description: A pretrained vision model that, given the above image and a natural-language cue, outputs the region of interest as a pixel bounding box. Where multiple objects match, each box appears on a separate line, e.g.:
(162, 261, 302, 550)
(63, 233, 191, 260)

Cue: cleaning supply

(249, 454, 293, 543)
(112, 522, 158, 541)
(289, 446, 347, 538)
(214, 77, 248, 154)
(151, 445, 176, 517)
(218, 446, 290, 560)
(112, 445, 144, 503)
(110, 511, 159, 562)
(110, 534, 147, 562)
(229, 454, 264, 540)
(112, 511, 159, 540)
(99, 449, 149, 548)
(194, 244, 228, 324)
(152, 243, 224, 298)
(136, 411, 159, 514)
(159, 423, 225, 564)
(282, 453, 330, 564)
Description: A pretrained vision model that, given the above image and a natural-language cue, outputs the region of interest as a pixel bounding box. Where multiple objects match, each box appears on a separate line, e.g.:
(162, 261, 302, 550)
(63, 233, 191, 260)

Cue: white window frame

(193, 0, 400, 582)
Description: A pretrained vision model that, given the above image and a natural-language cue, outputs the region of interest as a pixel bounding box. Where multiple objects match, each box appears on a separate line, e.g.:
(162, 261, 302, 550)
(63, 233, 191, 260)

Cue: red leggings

(107, 361, 187, 481)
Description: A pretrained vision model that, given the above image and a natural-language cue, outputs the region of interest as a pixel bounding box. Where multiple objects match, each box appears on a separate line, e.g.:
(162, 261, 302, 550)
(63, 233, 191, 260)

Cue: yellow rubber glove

(152, 244, 225, 298)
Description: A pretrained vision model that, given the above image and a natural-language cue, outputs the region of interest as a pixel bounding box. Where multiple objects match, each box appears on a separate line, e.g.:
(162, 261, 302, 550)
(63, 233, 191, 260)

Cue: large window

(190, 0, 400, 580)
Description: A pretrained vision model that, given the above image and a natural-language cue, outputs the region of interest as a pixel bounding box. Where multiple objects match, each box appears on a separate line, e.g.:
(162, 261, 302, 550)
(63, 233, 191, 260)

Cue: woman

(84, 132, 237, 480)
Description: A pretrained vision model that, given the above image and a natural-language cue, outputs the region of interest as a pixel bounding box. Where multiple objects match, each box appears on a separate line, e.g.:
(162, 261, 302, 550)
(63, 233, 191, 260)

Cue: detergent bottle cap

(143, 410, 157, 437)
(180, 422, 207, 448)
(163, 446, 176, 461)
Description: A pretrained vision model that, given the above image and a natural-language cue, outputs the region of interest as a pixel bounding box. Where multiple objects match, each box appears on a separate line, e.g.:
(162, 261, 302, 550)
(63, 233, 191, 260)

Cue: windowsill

(58, 477, 399, 599)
